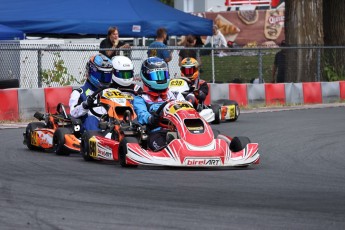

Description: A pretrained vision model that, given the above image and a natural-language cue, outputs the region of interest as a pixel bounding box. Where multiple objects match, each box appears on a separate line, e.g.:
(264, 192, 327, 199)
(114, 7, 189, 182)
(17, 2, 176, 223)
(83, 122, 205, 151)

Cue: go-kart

(80, 87, 140, 162)
(23, 103, 82, 155)
(169, 77, 240, 124)
(117, 100, 259, 168)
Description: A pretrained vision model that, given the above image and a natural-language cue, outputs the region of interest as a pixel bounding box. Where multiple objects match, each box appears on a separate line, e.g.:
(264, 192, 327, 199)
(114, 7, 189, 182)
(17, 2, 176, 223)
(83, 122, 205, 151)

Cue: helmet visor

(147, 70, 169, 81)
(115, 70, 133, 79)
(181, 66, 196, 76)
(91, 71, 112, 84)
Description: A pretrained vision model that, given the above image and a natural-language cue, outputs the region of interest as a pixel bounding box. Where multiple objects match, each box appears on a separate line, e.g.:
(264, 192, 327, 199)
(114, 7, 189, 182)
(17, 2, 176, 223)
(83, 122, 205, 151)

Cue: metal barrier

(0, 42, 344, 88)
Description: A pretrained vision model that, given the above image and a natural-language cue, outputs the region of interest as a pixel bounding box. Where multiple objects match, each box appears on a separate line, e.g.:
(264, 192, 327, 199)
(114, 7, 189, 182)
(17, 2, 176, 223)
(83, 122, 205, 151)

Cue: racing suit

(133, 89, 184, 151)
(185, 78, 209, 110)
(69, 81, 106, 131)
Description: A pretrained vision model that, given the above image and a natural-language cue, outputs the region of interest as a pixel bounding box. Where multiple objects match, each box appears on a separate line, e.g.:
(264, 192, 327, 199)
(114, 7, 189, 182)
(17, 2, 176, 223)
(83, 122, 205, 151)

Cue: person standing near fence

(272, 40, 286, 83)
(178, 35, 197, 66)
(100, 26, 130, 59)
(147, 27, 172, 64)
(205, 25, 227, 48)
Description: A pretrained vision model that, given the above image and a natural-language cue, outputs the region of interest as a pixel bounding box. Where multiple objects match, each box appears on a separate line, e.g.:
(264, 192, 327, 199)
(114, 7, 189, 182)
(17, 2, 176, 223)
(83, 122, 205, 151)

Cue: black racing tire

(0, 79, 19, 89)
(80, 131, 100, 161)
(118, 137, 139, 168)
(211, 104, 221, 124)
(25, 122, 46, 150)
(230, 136, 251, 152)
(53, 128, 73, 156)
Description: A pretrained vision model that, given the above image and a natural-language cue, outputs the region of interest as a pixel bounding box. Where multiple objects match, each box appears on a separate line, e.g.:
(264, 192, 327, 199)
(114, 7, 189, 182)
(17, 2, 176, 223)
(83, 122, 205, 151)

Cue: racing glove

(148, 113, 160, 126)
(82, 96, 94, 109)
(197, 90, 206, 101)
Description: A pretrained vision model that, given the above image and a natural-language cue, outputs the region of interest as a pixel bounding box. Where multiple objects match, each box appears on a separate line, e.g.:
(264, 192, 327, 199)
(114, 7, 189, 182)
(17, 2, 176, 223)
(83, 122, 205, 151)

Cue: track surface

(1, 107, 345, 230)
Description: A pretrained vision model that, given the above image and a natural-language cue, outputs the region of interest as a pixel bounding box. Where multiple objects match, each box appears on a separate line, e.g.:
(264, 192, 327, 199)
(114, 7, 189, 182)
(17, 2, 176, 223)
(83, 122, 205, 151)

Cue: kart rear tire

(223, 100, 240, 121)
(80, 131, 100, 161)
(230, 136, 251, 152)
(25, 122, 46, 150)
(211, 104, 221, 124)
(119, 137, 139, 168)
(53, 128, 73, 156)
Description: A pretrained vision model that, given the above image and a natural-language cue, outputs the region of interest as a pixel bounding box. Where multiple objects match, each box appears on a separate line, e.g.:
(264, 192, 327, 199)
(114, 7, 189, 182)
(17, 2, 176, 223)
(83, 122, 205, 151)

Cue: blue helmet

(87, 54, 113, 89)
(140, 57, 170, 91)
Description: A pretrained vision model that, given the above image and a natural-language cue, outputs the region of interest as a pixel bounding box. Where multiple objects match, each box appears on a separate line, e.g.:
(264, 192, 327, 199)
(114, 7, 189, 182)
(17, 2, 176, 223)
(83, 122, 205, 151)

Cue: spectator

(205, 25, 227, 48)
(272, 40, 286, 83)
(194, 35, 204, 48)
(147, 28, 172, 63)
(69, 54, 113, 132)
(100, 26, 130, 59)
(178, 35, 197, 66)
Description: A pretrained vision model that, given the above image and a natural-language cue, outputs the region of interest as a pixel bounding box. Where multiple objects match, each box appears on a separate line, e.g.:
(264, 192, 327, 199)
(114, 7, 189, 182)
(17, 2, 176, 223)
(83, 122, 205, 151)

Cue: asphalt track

(1, 106, 345, 230)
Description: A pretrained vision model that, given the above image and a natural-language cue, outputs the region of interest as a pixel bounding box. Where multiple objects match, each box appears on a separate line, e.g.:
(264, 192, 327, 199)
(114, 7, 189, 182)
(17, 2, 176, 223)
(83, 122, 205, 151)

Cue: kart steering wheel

(88, 87, 106, 118)
(154, 101, 169, 117)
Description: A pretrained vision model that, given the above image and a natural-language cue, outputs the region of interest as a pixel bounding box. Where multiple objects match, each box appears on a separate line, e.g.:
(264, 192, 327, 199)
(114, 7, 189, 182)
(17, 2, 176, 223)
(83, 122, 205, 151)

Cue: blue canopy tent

(0, 0, 212, 37)
(0, 24, 25, 40)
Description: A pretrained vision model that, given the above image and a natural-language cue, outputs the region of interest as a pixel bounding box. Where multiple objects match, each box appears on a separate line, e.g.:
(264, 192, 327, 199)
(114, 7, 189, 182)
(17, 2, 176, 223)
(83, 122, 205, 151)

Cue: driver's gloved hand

(197, 90, 206, 101)
(82, 96, 94, 109)
(148, 113, 160, 126)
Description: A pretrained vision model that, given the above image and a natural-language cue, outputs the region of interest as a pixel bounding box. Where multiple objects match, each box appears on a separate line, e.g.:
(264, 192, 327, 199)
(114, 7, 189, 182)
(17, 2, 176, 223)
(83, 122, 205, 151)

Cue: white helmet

(111, 56, 134, 87)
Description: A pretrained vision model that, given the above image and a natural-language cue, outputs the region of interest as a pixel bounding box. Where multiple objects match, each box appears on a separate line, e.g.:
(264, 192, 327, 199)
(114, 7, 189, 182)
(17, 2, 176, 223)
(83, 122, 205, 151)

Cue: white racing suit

(69, 82, 106, 131)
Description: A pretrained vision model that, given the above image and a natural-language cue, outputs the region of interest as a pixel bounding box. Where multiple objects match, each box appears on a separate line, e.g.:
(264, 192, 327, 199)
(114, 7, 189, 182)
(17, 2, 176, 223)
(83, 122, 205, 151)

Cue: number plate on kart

(169, 101, 193, 114)
(103, 89, 125, 99)
(221, 105, 236, 120)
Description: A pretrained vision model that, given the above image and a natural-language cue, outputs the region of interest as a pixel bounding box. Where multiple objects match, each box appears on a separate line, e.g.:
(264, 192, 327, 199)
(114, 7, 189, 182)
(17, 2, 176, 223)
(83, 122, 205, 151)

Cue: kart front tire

(119, 137, 139, 168)
(230, 136, 251, 152)
(25, 122, 46, 150)
(211, 104, 221, 124)
(53, 128, 73, 156)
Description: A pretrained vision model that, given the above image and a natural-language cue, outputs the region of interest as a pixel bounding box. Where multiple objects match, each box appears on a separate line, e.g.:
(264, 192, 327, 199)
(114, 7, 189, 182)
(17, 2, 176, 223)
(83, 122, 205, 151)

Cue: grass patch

(199, 51, 276, 83)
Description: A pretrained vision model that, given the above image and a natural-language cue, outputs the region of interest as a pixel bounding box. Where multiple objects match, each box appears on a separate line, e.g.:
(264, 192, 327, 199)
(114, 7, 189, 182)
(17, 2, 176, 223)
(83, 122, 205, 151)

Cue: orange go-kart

(80, 87, 138, 162)
(23, 103, 82, 155)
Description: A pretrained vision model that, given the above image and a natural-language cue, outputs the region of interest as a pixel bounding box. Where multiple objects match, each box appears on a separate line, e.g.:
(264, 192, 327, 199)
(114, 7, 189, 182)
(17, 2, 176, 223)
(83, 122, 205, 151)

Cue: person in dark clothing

(178, 35, 197, 66)
(100, 27, 130, 59)
(272, 40, 286, 83)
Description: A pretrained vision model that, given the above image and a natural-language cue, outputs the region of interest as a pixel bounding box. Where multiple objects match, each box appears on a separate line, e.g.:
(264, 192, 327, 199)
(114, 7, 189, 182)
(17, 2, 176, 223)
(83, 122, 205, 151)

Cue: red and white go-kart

(118, 100, 259, 168)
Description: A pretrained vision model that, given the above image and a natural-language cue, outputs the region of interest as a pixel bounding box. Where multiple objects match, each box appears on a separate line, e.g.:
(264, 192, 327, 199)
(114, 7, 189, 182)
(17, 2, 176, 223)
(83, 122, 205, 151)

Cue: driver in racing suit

(133, 57, 184, 151)
(110, 55, 143, 99)
(69, 53, 113, 131)
(180, 57, 209, 110)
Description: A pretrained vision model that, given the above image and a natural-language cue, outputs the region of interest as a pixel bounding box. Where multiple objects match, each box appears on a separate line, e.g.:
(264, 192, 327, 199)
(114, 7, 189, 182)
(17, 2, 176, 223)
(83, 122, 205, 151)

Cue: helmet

(180, 57, 199, 81)
(112, 56, 134, 87)
(87, 54, 113, 89)
(140, 57, 169, 91)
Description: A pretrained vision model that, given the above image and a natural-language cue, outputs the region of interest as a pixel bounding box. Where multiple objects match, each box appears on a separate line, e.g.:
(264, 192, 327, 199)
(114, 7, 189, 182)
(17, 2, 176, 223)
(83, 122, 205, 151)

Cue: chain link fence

(0, 42, 343, 88)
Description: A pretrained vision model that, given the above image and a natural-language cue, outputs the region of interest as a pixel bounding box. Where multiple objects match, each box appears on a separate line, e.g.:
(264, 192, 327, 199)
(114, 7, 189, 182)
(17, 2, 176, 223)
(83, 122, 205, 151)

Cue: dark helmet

(87, 53, 113, 89)
(140, 57, 169, 91)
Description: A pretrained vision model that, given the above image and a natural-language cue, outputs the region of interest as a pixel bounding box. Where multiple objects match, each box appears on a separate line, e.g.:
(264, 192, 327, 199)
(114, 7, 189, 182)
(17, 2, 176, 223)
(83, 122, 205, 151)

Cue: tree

(285, 0, 323, 82)
(323, 0, 345, 81)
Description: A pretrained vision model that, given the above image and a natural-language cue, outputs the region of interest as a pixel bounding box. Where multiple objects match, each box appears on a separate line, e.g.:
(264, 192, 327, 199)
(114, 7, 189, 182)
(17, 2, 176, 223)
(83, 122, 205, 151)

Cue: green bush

(41, 52, 81, 86)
